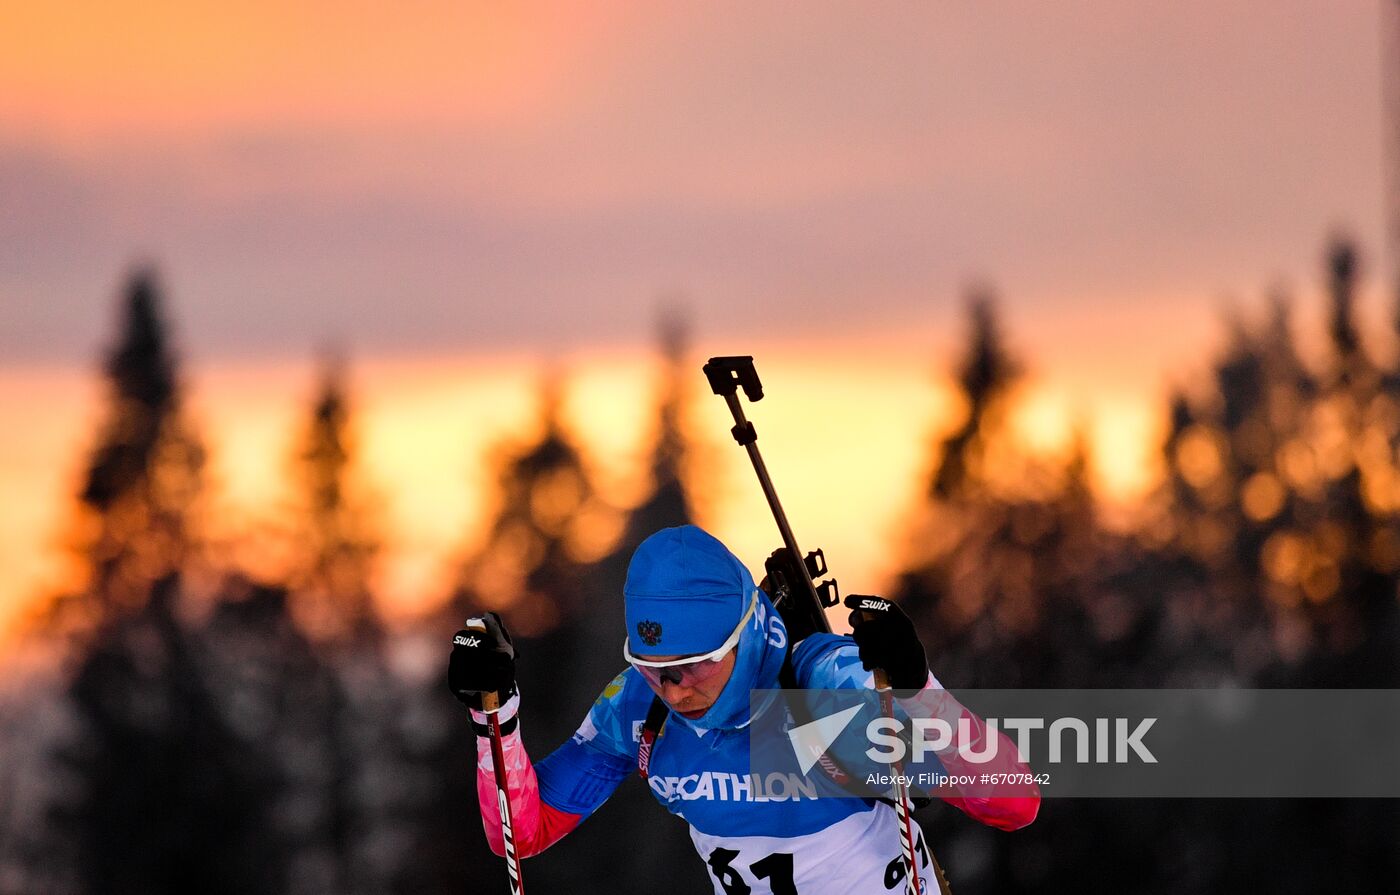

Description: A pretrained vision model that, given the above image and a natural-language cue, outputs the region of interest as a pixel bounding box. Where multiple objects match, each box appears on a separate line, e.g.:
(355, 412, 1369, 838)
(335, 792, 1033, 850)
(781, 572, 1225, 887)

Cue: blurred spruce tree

(199, 579, 351, 895)
(446, 372, 612, 725)
(53, 575, 283, 894)
(1150, 238, 1400, 893)
(563, 307, 712, 895)
(925, 289, 1021, 502)
(446, 372, 607, 640)
(1154, 238, 1400, 686)
(47, 272, 287, 895)
(290, 353, 382, 650)
(283, 355, 407, 895)
(583, 306, 697, 686)
(893, 290, 1109, 690)
(73, 269, 206, 622)
(411, 317, 714, 895)
(1303, 239, 1400, 686)
(399, 374, 611, 894)
(889, 290, 1145, 895)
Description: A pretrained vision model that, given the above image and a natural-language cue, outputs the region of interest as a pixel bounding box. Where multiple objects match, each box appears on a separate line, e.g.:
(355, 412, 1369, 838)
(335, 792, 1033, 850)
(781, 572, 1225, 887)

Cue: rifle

(703, 355, 950, 895)
(702, 356, 839, 645)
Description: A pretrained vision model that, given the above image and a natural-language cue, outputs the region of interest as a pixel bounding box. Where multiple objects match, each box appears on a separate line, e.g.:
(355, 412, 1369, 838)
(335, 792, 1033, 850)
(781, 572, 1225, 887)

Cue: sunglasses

(623, 591, 757, 689)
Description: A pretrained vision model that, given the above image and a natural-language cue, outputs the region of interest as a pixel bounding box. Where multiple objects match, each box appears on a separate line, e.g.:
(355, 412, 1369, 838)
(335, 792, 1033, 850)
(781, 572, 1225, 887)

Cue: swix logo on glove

(454, 634, 482, 647)
(858, 598, 890, 612)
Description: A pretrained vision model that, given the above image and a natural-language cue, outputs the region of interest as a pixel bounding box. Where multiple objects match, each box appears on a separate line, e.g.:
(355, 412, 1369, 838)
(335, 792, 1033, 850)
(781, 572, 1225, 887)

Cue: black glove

(844, 594, 928, 691)
(447, 612, 517, 711)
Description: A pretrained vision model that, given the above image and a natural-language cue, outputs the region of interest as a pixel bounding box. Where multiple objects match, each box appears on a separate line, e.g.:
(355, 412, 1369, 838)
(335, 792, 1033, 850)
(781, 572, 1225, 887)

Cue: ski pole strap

(636, 695, 671, 778)
(471, 713, 520, 738)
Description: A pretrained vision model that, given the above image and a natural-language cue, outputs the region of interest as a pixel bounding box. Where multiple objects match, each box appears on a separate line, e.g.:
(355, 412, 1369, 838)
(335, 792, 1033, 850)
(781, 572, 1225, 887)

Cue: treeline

(0, 268, 704, 895)
(894, 241, 1400, 892)
(1, 237, 1397, 895)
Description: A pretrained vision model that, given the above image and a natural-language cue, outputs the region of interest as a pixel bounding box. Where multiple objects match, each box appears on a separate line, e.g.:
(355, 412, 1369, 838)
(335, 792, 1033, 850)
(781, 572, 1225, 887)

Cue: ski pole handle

(466, 621, 524, 895)
(855, 605, 893, 693)
(858, 608, 923, 894)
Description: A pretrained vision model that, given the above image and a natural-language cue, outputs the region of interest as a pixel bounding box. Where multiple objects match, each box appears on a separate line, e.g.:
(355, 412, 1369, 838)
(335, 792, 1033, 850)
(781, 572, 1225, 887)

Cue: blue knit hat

(624, 525, 752, 656)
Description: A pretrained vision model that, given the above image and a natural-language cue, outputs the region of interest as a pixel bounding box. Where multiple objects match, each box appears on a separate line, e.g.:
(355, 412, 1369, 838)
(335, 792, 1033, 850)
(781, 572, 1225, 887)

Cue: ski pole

(467, 620, 525, 895)
(872, 667, 924, 895)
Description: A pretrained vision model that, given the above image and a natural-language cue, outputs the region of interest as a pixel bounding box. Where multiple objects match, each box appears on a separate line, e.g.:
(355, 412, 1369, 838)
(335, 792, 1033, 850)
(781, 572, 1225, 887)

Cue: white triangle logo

(787, 704, 864, 775)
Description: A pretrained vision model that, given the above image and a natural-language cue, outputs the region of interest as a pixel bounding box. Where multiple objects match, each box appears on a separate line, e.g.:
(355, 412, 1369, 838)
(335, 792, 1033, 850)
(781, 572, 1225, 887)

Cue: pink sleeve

(898, 677, 1041, 832)
(472, 694, 584, 858)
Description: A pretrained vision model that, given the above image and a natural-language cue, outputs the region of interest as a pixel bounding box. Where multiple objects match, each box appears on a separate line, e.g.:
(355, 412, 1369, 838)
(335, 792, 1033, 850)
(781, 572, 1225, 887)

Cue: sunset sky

(1, 2, 1395, 637)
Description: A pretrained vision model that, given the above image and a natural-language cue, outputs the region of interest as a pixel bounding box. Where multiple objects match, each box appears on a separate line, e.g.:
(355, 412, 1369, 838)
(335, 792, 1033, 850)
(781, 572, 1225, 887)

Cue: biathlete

(449, 524, 1039, 894)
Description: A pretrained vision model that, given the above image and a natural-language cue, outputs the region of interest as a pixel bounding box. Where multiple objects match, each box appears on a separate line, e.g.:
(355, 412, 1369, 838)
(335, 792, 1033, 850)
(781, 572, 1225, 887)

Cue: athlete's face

(635, 648, 737, 719)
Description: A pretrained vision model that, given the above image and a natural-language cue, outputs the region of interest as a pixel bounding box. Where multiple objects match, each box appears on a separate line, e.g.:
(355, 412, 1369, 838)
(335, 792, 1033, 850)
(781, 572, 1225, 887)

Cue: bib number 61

(706, 848, 797, 895)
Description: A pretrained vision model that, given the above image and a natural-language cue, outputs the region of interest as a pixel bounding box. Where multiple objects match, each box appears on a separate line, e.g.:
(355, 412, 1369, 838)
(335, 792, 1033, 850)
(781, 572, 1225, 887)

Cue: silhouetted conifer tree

(562, 309, 711, 895)
(1155, 241, 1400, 687)
(1326, 238, 1367, 382)
(894, 291, 1105, 688)
(52, 575, 282, 895)
(584, 308, 697, 679)
(74, 270, 205, 621)
(448, 376, 608, 645)
(43, 273, 291, 895)
(1151, 288, 1323, 679)
(286, 355, 405, 895)
(1294, 240, 1400, 686)
(400, 375, 614, 894)
(291, 354, 381, 649)
(890, 292, 1163, 894)
(1143, 238, 1400, 893)
(200, 578, 352, 895)
(927, 289, 1021, 502)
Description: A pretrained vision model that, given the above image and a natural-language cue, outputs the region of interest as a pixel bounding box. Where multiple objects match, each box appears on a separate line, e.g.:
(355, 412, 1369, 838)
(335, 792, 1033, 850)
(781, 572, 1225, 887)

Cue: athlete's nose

(659, 679, 694, 704)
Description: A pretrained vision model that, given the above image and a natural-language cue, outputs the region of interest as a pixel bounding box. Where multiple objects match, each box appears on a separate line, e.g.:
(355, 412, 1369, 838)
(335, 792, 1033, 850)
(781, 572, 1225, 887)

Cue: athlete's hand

(843, 594, 929, 691)
(447, 612, 517, 711)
